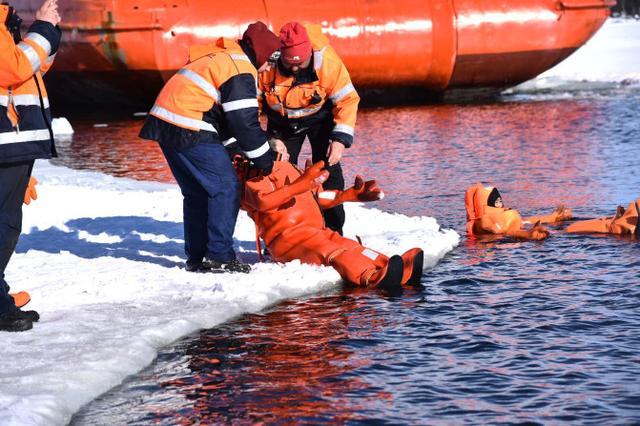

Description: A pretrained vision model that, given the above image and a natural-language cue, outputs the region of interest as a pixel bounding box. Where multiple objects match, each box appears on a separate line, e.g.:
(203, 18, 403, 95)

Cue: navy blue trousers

(161, 143, 240, 263)
(0, 160, 33, 315)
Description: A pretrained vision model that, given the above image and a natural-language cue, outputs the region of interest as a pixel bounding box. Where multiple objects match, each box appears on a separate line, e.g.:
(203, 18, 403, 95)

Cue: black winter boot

(0, 311, 33, 332)
(185, 261, 209, 273)
(16, 309, 39, 322)
(202, 258, 252, 274)
(370, 255, 404, 291)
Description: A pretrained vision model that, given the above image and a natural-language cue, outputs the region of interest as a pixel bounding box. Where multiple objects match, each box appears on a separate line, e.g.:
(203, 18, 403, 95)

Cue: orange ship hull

(16, 0, 613, 105)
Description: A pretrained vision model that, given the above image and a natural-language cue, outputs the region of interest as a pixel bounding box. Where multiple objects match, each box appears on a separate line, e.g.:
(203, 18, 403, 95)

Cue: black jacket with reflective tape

(139, 38, 273, 172)
(0, 9, 61, 165)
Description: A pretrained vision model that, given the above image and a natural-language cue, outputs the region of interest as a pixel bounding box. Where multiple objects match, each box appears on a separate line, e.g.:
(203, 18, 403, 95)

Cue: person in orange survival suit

(465, 183, 573, 240)
(234, 157, 425, 290)
(139, 22, 281, 274)
(565, 198, 639, 237)
(259, 22, 359, 236)
(0, 0, 61, 332)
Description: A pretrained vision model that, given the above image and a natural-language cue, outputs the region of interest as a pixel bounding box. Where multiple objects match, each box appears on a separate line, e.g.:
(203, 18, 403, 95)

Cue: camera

(3, 3, 23, 43)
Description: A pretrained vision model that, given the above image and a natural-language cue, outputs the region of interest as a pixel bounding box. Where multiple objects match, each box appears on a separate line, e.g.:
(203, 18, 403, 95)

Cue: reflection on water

(139, 293, 393, 424)
(53, 91, 638, 229)
(52, 121, 174, 183)
(68, 90, 640, 424)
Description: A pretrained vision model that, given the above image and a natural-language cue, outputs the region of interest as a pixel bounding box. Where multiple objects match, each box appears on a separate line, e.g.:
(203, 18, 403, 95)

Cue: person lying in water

(465, 183, 572, 241)
(565, 199, 639, 237)
(233, 156, 424, 290)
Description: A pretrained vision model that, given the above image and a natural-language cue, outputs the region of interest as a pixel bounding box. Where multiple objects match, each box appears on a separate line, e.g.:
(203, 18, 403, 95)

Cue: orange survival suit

(464, 183, 571, 240)
(565, 199, 639, 236)
(235, 159, 423, 287)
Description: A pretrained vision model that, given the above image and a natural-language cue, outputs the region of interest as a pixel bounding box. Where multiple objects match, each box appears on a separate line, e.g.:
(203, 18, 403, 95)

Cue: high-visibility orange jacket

(140, 38, 273, 171)
(259, 26, 359, 147)
(0, 5, 61, 164)
(238, 160, 390, 286)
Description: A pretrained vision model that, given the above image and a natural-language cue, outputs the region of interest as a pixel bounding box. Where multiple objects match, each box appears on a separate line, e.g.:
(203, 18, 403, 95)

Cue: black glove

(4, 5, 23, 43)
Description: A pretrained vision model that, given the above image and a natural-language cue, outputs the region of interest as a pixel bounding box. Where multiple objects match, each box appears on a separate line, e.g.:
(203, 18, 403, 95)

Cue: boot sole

(406, 250, 425, 286)
(376, 255, 404, 291)
(0, 318, 33, 332)
(635, 202, 640, 238)
(201, 260, 251, 274)
(186, 263, 225, 274)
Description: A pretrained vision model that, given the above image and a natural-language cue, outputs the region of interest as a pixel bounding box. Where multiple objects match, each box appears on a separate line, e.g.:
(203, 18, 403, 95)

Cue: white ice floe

(51, 118, 74, 137)
(0, 161, 459, 426)
(509, 18, 640, 93)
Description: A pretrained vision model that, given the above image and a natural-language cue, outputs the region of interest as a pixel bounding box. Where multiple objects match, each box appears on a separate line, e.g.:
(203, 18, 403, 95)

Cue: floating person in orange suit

(234, 157, 424, 290)
(565, 199, 639, 237)
(465, 183, 572, 241)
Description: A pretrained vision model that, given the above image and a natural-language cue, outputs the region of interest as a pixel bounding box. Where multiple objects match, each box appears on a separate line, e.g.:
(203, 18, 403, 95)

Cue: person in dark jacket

(259, 22, 360, 235)
(139, 22, 280, 274)
(0, 0, 61, 332)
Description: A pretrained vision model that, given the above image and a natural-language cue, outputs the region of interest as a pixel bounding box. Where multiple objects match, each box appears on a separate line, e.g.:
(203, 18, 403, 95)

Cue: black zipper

(33, 75, 57, 156)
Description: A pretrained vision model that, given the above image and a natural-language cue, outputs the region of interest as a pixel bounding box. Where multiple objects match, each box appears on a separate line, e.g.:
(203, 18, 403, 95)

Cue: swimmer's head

(487, 188, 503, 208)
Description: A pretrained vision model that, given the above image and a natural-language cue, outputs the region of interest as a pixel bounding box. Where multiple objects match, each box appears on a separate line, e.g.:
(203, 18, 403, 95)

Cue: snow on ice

(510, 18, 640, 93)
(51, 118, 74, 137)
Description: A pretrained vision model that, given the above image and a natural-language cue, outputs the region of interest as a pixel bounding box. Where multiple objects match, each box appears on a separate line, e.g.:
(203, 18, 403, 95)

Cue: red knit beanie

(280, 22, 312, 66)
(242, 21, 280, 67)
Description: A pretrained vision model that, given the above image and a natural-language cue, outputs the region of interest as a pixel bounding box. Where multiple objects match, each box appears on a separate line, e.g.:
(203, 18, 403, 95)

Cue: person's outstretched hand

(36, 0, 61, 26)
(353, 175, 384, 201)
(528, 222, 550, 240)
(551, 204, 572, 222)
(268, 137, 289, 162)
(292, 161, 329, 193)
(326, 141, 345, 166)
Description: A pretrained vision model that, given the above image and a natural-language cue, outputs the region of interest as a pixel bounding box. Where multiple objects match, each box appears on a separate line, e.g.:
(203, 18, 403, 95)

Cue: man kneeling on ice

(465, 183, 573, 241)
(234, 157, 424, 290)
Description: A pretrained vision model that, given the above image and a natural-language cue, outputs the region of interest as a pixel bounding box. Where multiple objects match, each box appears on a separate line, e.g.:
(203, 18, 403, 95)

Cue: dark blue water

(68, 89, 640, 424)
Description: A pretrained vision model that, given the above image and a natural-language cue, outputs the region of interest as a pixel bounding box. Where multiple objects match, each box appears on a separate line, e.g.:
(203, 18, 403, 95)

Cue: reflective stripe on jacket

(139, 38, 271, 168)
(0, 6, 61, 164)
(259, 27, 359, 147)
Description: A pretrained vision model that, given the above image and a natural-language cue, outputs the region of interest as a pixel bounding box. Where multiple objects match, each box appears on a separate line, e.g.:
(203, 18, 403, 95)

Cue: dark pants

(0, 160, 33, 315)
(614, 0, 640, 15)
(161, 143, 240, 263)
(281, 117, 346, 234)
